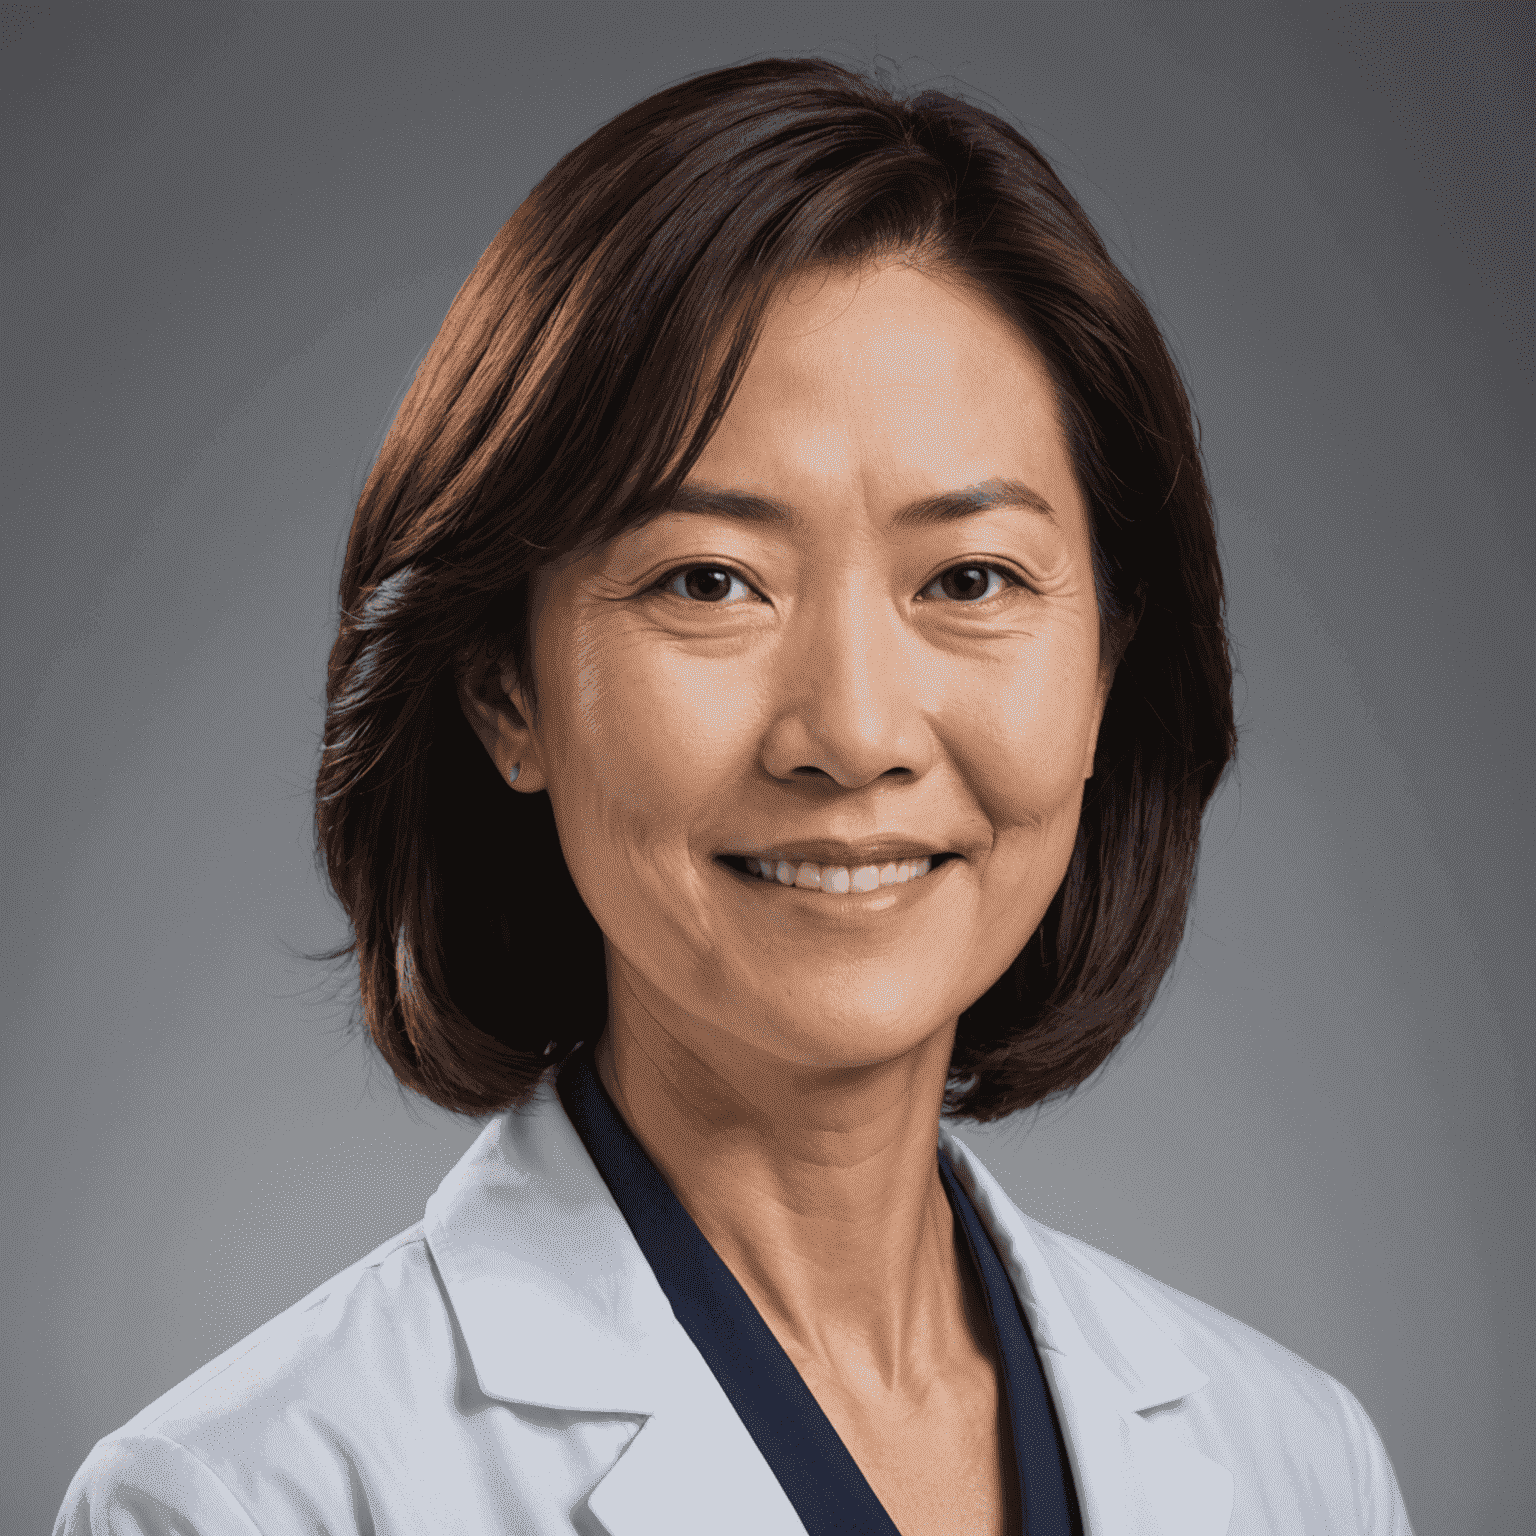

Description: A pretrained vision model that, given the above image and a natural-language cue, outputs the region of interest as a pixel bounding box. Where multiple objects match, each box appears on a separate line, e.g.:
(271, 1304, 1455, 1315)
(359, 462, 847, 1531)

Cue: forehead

(750, 259, 1045, 376)
(681, 260, 1079, 532)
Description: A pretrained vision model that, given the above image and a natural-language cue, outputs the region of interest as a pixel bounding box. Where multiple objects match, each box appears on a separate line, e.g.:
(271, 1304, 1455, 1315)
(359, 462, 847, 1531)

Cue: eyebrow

(661, 476, 1058, 531)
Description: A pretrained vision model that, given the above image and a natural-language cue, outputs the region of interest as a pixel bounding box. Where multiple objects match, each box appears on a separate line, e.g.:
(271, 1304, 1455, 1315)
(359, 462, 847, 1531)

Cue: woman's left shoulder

(943, 1132, 1414, 1532)
(947, 1133, 1358, 1406)
(1033, 1217, 1411, 1525)
(1034, 1216, 1345, 1399)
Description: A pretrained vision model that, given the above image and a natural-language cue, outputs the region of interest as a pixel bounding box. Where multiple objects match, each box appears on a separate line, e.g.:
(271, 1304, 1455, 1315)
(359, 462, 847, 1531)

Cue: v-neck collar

(556, 1043, 1082, 1536)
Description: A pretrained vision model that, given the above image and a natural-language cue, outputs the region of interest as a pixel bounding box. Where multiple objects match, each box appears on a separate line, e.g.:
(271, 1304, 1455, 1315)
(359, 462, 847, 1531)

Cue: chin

(722, 994, 960, 1078)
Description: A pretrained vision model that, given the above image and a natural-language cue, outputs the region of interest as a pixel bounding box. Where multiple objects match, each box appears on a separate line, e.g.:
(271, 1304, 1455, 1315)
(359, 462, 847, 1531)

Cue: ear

(1082, 657, 1114, 782)
(456, 647, 547, 793)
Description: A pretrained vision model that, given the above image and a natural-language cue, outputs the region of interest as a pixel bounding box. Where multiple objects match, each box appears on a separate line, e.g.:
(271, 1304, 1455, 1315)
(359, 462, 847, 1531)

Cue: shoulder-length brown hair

(315, 57, 1235, 1122)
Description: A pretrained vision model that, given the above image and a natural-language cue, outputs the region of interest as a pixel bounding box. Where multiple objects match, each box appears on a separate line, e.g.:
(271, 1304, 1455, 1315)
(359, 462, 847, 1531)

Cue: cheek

(588, 645, 748, 773)
(956, 635, 1102, 830)
(546, 627, 746, 856)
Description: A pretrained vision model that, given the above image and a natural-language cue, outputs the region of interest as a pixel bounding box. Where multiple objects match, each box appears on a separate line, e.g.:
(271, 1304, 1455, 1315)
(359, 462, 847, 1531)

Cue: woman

(57, 57, 1413, 1536)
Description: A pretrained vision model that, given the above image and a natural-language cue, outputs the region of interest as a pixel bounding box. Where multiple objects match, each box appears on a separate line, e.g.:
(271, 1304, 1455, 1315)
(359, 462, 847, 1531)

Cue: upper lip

(719, 837, 953, 866)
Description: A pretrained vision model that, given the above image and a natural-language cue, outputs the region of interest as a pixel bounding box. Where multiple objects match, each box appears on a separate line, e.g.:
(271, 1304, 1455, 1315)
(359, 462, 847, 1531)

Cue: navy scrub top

(557, 1044, 1084, 1536)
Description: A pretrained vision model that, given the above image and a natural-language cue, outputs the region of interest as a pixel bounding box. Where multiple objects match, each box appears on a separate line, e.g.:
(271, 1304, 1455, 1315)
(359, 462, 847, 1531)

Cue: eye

(649, 560, 1023, 607)
(653, 564, 759, 605)
(919, 563, 1022, 604)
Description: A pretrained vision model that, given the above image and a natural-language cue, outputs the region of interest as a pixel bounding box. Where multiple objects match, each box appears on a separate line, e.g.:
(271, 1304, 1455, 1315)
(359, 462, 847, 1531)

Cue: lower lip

(714, 854, 957, 913)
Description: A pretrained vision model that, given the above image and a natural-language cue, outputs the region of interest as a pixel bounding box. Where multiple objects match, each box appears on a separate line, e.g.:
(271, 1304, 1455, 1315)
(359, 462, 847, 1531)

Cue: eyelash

(649, 561, 1027, 608)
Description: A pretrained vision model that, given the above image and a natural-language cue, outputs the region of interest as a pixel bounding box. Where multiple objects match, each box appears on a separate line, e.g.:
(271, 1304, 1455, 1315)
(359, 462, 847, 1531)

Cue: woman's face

(473, 260, 1110, 1079)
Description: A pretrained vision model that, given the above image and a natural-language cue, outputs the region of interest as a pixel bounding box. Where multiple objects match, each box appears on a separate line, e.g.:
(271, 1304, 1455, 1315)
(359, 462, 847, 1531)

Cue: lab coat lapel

(423, 1085, 662, 1415)
(424, 1086, 810, 1536)
(584, 1380, 809, 1536)
(941, 1129, 1235, 1536)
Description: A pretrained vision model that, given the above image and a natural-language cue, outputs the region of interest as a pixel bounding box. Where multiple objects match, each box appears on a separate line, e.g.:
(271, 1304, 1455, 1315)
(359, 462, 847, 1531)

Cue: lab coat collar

(423, 1081, 675, 1416)
(424, 1083, 1233, 1535)
(940, 1127, 1235, 1535)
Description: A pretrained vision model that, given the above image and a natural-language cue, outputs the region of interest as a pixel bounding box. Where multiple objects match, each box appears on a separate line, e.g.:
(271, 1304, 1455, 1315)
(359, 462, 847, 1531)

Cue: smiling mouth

(715, 852, 958, 894)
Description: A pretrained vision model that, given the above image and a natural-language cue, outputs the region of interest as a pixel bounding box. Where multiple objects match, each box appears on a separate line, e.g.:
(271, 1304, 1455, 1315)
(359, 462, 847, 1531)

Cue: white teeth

(741, 854, 936, 893)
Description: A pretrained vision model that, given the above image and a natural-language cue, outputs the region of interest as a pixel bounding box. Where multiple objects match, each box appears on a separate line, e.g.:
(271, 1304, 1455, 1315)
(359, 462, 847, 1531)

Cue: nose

(759, 571, 936, 790)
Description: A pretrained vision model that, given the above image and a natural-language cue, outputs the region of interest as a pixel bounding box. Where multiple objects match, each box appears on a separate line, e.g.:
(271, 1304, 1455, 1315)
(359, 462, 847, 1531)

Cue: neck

(594, 974, 978, 1395)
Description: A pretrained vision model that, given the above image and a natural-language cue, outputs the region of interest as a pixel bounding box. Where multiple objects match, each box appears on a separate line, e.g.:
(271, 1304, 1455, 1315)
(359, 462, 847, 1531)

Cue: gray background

(4, 3, 1530, 1531)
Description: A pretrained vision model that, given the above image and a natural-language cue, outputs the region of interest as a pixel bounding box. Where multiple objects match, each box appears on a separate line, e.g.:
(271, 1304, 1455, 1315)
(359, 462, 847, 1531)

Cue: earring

(506, 763, 521, 785)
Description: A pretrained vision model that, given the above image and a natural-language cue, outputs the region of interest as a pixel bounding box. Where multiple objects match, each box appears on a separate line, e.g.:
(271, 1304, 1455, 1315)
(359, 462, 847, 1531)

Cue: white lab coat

(56, 1080, 1414, 1535)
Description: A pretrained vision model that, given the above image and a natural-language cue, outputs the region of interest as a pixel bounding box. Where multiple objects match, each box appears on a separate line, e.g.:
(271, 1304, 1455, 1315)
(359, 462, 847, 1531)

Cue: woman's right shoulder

(54, 1219, 452, 1535)
(55, 1097, 649, 1535)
